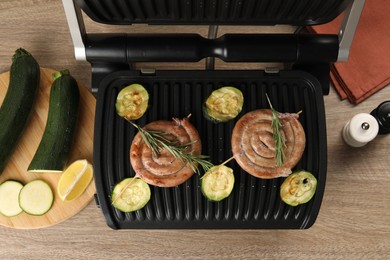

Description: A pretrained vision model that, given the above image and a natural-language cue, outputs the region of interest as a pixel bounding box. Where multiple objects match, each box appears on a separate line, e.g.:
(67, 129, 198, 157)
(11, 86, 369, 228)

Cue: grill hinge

(140, 68, 156, 76)
(265, 67, 280, 74)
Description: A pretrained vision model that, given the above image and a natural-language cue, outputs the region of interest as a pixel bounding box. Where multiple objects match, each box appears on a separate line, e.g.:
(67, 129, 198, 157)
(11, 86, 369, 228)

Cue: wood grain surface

(0, 0, 389, 259)
(0, 68, 96, 229)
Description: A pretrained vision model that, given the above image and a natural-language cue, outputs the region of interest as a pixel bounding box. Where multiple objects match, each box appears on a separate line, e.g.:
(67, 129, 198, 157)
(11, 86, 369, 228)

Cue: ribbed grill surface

(94, 70, 327, 229)
(77, 0, 351, 25)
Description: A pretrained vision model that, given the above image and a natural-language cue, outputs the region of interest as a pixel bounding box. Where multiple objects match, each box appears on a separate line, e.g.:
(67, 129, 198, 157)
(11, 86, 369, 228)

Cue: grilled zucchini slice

(203, 86, 243, 123)
(111, 178, 151, 212)
(116, 84, 149, 120)
(280, 170, 317, 206)
(201, 165, 235, 201)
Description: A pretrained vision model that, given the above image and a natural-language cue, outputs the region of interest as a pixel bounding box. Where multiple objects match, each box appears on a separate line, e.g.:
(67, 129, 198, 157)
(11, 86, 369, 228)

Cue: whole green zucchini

(0, 48, 40, 175)
(28, 70, 80, 173)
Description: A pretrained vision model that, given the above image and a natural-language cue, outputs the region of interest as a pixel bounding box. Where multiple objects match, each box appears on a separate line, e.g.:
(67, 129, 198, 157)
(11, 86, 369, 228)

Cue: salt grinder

(370, 101, 390, 135)
(342, 113, 379, 147)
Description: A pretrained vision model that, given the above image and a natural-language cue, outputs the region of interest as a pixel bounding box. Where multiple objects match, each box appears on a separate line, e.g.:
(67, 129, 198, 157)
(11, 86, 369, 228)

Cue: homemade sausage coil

(232, 109, 305, 179)
(130, 118, 202, 188)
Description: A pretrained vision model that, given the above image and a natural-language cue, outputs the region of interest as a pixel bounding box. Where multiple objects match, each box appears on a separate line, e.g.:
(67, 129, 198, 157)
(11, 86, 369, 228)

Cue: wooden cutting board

(0, 68, 96, 229)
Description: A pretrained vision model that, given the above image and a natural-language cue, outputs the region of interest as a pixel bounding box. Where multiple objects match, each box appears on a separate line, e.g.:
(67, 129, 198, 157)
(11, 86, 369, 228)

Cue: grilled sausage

(231, 109, 305, 179)
(130, 118, 202, 187)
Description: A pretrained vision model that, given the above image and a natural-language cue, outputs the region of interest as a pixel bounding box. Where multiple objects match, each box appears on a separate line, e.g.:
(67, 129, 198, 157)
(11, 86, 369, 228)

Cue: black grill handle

(85, 33, 339, 63)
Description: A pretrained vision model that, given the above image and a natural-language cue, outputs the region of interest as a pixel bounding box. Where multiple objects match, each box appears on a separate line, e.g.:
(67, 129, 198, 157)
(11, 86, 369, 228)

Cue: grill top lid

(76, 0, 352, 26)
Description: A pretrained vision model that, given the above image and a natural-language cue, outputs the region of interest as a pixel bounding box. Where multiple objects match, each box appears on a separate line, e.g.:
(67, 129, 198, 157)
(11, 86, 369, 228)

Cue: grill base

(93, 70, 327, 229)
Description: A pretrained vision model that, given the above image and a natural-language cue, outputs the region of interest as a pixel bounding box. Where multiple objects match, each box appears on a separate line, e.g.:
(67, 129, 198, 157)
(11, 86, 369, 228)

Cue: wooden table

(0, 1, 389, 259)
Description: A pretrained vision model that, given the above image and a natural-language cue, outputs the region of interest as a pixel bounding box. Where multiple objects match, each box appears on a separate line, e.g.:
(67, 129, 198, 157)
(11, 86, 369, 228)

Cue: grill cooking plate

(93, 70, 327, 229)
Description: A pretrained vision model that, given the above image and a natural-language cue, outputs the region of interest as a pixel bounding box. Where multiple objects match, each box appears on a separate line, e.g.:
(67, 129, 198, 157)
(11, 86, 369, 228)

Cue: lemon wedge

(57, 159, 93, 202)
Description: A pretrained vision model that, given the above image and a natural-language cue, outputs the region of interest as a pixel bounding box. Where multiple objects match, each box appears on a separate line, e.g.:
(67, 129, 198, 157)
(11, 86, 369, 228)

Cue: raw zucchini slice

(201, 165, 235, 201)
(111, 178, 151, 212)
(0, 180, 24, 217)
(19, 180, 54, 216)
(116, 84, 149, 120)
(204, 86, 244, 122)
(280, 170, 317, 206)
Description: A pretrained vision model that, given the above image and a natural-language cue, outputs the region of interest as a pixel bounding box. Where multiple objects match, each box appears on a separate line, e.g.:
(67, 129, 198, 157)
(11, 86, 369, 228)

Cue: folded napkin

(309, 0, 390, 104)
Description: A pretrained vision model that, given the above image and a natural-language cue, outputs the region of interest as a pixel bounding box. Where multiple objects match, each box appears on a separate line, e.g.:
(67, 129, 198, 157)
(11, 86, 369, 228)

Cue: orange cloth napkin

(309, 0, 390, 104)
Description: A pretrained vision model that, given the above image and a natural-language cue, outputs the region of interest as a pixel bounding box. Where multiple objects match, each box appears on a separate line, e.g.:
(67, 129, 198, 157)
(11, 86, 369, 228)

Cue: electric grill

(62, 0, 365, 229)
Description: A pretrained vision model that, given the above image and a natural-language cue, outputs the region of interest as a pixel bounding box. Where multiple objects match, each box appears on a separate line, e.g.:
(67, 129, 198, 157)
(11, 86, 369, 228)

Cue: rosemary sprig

(266, 94, 286, 167)
(128, 120, 214, 174)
